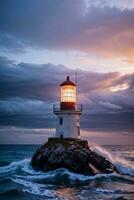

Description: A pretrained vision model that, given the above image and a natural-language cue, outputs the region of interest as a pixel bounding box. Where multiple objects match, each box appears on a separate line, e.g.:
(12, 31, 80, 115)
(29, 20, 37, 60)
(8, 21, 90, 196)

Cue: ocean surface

(0, 144, 134, 200)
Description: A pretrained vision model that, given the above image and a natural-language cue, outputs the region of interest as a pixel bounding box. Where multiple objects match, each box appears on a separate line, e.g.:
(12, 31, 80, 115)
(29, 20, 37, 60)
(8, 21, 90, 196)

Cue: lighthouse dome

(60, 76, 76, 86)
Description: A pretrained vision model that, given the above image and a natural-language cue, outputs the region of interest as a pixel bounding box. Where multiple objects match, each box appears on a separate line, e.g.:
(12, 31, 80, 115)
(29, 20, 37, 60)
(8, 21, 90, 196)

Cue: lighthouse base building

(54, 109, 81, 138)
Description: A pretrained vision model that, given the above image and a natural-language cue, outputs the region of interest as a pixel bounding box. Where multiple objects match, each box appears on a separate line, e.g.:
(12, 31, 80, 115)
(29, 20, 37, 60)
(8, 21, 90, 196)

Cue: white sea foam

(21, 161, 42, 175)
(93, 146, 114, 162)
(93, 146, 134, 177)
(11, 177, 35, 187)
(0, 158, 30, 174)
(1, 146, 134, 180)
(18, 169, 64, 181)
(11, 178, 55, 197)
(23, 188, 55, 197)
(25, 168, 115, 182)
(64, 170, 114, 181)
(0, 158, 43, 175)
(95, 188, 126, 194)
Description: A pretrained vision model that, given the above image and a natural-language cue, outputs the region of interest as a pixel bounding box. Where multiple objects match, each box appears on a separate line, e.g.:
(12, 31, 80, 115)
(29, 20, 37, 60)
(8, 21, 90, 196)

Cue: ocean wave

(13, 168, 116, 184)
(59, 169, 115, 182)
(23, 188, 55, 198)
(11, 177, 134, 198)
(21, 161, 42, 175)
(0, 158, 30, 175)
(11, 178, 55, 198)
(93, 146, 134, 177)
(0, 158, 115, 183)
(0, 146, 134, 181)
(95, 188, 128, 194)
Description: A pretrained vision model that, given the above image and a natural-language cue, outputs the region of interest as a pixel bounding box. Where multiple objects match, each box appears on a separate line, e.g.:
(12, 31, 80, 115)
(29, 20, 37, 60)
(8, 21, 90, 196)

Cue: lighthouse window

(76, 119, 79, 126)
(60, 85, 76, 102)
(59, 117, 63, 125)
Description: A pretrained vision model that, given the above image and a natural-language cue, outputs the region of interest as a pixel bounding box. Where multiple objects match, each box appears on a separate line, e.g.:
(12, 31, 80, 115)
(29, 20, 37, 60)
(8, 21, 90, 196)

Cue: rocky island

(31, 138, 116, 175)
(32, 77, 117, 176)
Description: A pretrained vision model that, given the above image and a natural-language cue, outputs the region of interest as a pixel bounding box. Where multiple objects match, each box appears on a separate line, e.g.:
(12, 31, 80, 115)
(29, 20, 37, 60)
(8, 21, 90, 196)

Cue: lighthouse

(32, 76, 116, 176)
(53, 76, 82, 138)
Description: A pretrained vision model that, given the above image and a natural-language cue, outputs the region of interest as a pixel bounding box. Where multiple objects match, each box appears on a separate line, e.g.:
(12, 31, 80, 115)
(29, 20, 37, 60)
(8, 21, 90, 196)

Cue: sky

(0, 0, 134, 144)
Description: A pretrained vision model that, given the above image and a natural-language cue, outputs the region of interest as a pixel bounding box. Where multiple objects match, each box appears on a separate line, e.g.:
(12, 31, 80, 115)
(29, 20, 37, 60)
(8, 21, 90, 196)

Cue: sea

(0, 145, 134, 200)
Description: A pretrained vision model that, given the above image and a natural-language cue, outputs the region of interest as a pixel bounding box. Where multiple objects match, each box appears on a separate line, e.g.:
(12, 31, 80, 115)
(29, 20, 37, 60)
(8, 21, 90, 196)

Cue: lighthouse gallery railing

(53, 103, 83, 112)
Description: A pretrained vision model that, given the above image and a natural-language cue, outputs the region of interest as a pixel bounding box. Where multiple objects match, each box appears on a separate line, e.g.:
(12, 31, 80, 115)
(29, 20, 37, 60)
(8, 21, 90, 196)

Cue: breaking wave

(93, 146, 134, 176)
(0, 146, 134, 180)
(0, 158, 30, 175)
(0, 159, 116, 184)
(95, 188, 134, 195)
(11, 178, 55, 197)
(0, 146, 134, 198)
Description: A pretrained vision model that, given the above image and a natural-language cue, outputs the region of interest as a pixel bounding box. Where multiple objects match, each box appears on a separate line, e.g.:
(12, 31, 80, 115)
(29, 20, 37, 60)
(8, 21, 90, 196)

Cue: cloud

(0, 97, 51, 115)
(122, 58, 134, 64)
(0, 0, 134, 58)
(88, 0, 134, 10)
(0, 56, 69, 101)
(0, 33, 26, 53)
(0, 56, 134, 131)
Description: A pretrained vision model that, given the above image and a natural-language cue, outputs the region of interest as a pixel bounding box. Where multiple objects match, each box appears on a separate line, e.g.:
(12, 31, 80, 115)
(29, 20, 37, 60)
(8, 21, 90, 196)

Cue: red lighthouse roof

(60, 76, 76, 86)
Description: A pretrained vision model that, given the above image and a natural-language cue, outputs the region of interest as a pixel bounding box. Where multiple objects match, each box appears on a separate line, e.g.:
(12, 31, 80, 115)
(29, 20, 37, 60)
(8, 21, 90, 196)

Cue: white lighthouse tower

(53, 76, 82, 138)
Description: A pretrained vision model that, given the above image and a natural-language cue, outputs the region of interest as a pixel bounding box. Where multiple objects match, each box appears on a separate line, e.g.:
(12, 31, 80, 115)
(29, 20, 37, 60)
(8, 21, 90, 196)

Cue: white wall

(55, 111, 80, 138)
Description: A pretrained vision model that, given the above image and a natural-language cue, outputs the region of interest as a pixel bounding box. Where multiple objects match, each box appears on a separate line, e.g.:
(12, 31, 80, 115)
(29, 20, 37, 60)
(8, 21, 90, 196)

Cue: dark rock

(42, 147, 51, 159)
(31, 138, 117, 175)
(64, 150, 87, 172)
(55, 144, 65, 154)
(67, 144, 76, 151)
(77, 150, 89, 162)
(89, 152, 105, 170)
(88, 163, 101, 175)
(47, 152, 56, 163)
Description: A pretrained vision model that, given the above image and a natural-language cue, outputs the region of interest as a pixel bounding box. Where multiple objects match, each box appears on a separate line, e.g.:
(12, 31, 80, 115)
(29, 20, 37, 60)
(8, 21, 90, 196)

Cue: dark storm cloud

(0, 56, 69, 101)
(0, 0, 134, 58)
(0, 33, 26, 53)
(0, 56, 134, 130)
(0, 0, 84, 50)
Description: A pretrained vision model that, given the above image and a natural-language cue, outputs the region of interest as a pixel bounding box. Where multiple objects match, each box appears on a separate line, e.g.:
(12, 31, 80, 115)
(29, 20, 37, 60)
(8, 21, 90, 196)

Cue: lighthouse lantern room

(53, 76, 82, 138)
